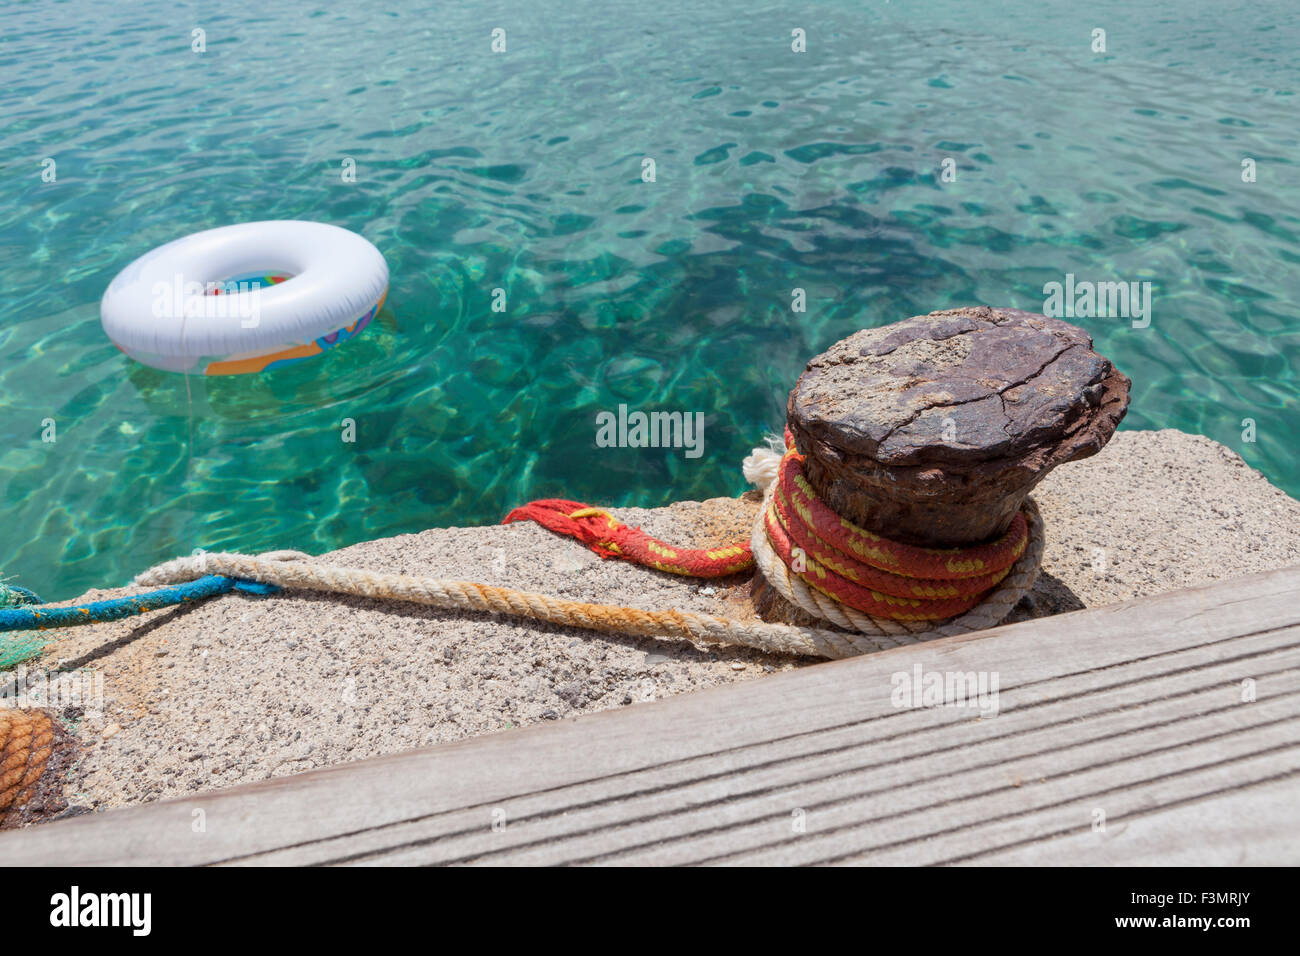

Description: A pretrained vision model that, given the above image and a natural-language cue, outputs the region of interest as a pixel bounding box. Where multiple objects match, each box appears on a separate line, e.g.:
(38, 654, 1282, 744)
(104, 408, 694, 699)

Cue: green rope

(0, 582, 54, 670)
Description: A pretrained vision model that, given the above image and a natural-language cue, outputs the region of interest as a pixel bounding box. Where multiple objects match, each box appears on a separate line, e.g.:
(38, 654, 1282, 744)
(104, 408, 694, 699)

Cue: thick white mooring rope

(135, 444, 1044, 659)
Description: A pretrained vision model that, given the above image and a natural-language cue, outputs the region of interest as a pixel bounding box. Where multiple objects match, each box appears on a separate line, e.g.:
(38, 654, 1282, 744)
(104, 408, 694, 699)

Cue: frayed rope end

(742, 433, 784, 490)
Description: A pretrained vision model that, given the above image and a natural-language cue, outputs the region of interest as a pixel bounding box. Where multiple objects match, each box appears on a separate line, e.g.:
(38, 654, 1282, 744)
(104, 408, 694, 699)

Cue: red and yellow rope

(503, 431, 1028, 622)
(502, 501, 753, 577)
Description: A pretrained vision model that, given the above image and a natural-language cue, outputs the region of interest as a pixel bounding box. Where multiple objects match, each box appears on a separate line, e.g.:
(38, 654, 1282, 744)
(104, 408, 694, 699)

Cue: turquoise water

(2, 0, 1297, 601)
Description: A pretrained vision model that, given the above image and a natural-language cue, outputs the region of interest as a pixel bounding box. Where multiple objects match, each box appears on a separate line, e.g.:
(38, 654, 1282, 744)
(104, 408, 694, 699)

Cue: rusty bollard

(786, 306, 1131, 547)
(757, 306, 1131, 623)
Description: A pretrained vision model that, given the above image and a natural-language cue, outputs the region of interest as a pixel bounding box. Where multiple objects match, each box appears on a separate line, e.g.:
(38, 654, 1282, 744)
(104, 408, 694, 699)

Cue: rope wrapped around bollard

(132, 440, 1046, 660)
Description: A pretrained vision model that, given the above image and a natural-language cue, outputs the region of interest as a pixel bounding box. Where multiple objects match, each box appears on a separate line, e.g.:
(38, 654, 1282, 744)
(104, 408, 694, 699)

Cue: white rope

(137, 550, 898, 658)
(134, 443, 1043, 659)
(741, 434, 785, 488)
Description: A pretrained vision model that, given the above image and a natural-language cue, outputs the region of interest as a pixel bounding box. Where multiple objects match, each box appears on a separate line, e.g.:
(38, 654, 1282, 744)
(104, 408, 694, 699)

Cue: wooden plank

(264, 641, 1300, 865)
(958, 773, 1300, 866)
(452, 670, 1300, 866)
(1, 563, 1298, 866)
(697, 701, 1300, 866)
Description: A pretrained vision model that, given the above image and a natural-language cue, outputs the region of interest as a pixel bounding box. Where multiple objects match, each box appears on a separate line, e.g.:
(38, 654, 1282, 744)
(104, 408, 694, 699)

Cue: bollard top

(784, 306, 1130, 546)
(788, 306, 1129, 471)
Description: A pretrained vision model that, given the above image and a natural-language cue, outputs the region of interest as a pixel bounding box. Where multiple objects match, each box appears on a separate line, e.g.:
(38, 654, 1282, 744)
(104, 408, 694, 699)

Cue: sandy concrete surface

(6, 428, 1300, 822)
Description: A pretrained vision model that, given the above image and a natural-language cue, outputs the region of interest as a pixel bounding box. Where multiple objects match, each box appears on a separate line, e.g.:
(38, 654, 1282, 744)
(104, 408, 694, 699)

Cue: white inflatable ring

(100, 220, 388, 375)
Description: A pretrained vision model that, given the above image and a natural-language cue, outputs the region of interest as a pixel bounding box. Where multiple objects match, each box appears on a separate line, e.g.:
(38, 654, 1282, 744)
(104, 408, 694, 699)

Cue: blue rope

(0, 575, 280, 633)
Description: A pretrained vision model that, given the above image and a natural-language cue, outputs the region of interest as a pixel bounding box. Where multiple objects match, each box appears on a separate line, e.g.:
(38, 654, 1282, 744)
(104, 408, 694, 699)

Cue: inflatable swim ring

(100, 221, 387, 375)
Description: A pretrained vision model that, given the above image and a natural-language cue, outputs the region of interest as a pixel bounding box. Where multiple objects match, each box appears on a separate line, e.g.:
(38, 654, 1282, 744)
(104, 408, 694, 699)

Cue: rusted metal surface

(787, 306, 1130, 546)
